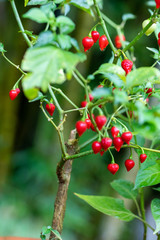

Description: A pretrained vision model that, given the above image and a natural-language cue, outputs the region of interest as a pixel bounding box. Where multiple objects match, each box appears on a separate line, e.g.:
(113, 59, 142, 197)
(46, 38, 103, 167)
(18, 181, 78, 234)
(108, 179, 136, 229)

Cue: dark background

(0, 0, 158, 239)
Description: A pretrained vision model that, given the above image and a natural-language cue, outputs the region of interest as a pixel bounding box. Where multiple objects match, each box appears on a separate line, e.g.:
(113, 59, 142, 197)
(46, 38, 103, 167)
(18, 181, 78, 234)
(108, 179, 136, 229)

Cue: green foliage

(0, 43, 6, 53)
(151, 198, 160, 234)
(40, 226, 62, 240)
(23, 8, 49, 23)
(111, 179, 138, 200)
(75, 193, 136, 222)
(21, 46, 86, 98)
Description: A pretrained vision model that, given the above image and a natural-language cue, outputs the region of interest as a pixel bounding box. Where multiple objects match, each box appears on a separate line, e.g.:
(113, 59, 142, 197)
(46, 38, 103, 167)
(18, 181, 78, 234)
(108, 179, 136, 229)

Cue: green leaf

(0, 42, 6, 52)
(122, 13, 136, 22)
(135, 158, 160, 189)
(153, 187, 160, 192)
(94, 63, 126, 79)
(35, 31, 57, 47)
(57, 34, 72, 50)
(146, 1, 156, 7)
(91, 87, 111, 98)
(23, 8, 48, 23)
(56, 16, 75, 34)
(126, 67, 160, 89)
(51, 229, 62, 240)
(23, 86, 39, 100)
(41, 226, 52, 235)
(24, 0, 29, 6)
(146, 47, 159, 54)
(21, 46, 86, 93)
(75, 193, 136, 222)
(151, 198, 160, 234)
(70, 0, 92, 15)
(27, 0, 48, 5)
(29, 92, 44, 102)
(111, 179, 138, 200)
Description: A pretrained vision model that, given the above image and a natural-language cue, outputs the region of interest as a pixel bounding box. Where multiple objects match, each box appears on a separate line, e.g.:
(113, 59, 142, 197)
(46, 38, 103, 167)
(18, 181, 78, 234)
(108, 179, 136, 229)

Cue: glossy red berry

(155, 0, 160, 8)
(115, 35, 125, 48)
(85, 118, 91, 129)
(92, 141, 102, 154)
(158, 32, 160, 38)
(125, 159, 135, 171)
(121, 132, 132, 145)
(101, 138, 112, 151)
(45, 103, 55, 116)
(9, 90, 18, 100)
(145, 88, 153, 97)
(111, 126, 119, 138)
(81, 101, 88, 107)
(140, 154, 147, 163)
(107, 163, 119, 175)
(82, 37, 94, 52)
(90, 123, 96, 132)
(95, 115, 107, 130)
(76, 120, 87, 136)
(121, 59, 133, 75)
(113, 137, 123, 152)
(99, 35, 109, 51)
(91, 31, 100, 43)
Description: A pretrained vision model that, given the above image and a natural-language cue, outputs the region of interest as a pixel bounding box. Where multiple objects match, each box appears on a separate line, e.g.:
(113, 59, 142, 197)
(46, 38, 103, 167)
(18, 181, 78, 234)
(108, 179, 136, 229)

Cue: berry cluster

(82, 31, 109, 52)
(9, 88, 20, 100)
(114, 35, 125, 48)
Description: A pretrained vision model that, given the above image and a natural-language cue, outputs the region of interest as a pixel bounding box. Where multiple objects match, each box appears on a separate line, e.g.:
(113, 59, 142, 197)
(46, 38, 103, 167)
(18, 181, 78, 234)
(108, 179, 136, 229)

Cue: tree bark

(49, 129, 77, 240)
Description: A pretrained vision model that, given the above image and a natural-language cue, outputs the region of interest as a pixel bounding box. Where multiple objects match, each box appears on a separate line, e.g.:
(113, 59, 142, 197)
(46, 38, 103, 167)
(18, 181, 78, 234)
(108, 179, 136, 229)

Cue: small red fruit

(100, 151, 104, 156)
(82, 37, 94, 52)
(16, 88, 20, 94)
(101, 138, 112, 151)
(121, 132, 133, 145)
(121, 59, 133, 75)
(158, 32, 160, 38)
(45, 103, 56, 116)
(145, 88, 153, 97)
(81, 101, 88, 107)
(140, 154, 147, 163)
(85, 94, 94, 102)
(91, 31, 100, 43)
(113, 137, 123, 152)
(76, 120, 87, 136)
(111, 126, 119, 138)
(125, 159, 135, 171)
(99, 35, 109, 51)
(85, 118, 91, 129)
(155, 0, 160, 8)
(92, 141, 102, 154)
(97, 84, 103, 88)
(9, 89, 18, 100)
(95, 115, 107, 130)
(115, 35, 125, 48)
(90, 123, 96, 132)
(107, 163, 119, 175)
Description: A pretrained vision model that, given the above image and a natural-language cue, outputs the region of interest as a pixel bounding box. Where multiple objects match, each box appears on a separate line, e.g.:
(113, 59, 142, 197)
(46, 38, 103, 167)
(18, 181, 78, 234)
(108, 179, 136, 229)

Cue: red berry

(97, 84, 103, 88)
(115, 35, 125, 48)
(92, 141, 102, 154)
(16, 88, 20, 94)
(125, 159, 135, 171)
(85, 118, 91, 129)
(99, 35, 109, 51)
(81, 101, 88, 107)
(111, 126, 119, 138)
(82, 37, 94, 52)
(85, 94, 94, 102)
(155, 0, 160, 8)
(95, 115, 107, 130)
(158, 38, 160, 47)
(9, 89, 18, 100)
(158, 32, 160, 38)
(121, 132, 132, 145)
(91, 31, 100, 43)
(145, 88, 153, 97)
(76, 120, 87, 136)
(113, 137, 123, 152)
(140, 154, 147, 163)
(121, 59, 133, 75)
(45, 103, 55, 116)
(107, 163, 119, 175)
(90, 123, 96, 132)
(101, 138, 112, 151)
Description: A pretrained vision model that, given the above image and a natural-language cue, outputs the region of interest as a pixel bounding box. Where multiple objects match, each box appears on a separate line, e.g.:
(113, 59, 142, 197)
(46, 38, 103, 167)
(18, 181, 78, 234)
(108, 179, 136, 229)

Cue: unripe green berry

(142, 19, 156, 36)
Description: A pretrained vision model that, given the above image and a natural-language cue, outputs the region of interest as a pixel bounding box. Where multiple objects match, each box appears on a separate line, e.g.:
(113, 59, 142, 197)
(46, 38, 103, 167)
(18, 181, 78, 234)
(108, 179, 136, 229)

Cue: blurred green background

(0, 0, 158, 239)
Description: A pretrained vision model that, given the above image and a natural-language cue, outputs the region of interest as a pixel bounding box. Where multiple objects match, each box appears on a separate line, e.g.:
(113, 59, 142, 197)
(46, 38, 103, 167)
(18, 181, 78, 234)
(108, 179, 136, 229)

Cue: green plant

(2, 0, 160, 239)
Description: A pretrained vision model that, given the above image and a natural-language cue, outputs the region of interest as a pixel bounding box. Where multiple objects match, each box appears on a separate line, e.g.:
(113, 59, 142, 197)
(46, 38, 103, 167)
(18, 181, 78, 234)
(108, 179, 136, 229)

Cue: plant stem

(40, 103, 58, 130)
(93, 0, 116, 53)
(48, 85, 63, 114)
(139, 188, 147, 240)
(74, 68, 87, 84)
(101, 12, 118, 29)
(2, 52, 26, 75)
(78, 135, 98, 150)
(135, 215, 155, 233)
(133, 198, 142, 217)
(123, 9, 159, 54)
(10, 0, 32, 47)
(72, 71, 85, 88)
(51, 86, 79, 109)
